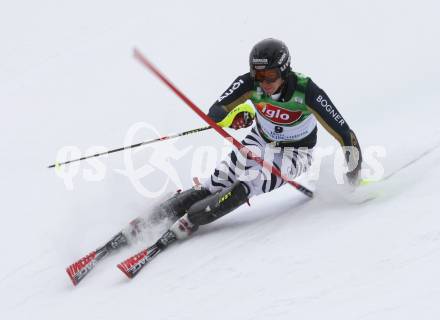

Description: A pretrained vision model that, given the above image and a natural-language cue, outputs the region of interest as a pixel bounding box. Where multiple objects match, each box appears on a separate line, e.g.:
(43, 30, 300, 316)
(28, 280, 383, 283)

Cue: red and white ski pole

(134, 48, 313, 198)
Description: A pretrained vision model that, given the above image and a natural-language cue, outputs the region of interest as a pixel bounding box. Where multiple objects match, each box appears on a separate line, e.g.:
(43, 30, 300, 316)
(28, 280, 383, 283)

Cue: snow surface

(1, 0, 440, 319)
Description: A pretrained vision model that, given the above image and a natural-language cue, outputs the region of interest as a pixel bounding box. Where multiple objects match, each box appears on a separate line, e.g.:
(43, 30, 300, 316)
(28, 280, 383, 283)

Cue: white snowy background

(1, 0, 440, 319)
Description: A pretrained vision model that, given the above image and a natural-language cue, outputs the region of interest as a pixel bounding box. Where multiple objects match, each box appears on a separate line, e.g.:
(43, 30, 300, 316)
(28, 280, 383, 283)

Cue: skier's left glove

(217, 103, 255, 130)
(344, 130, 362, 186)
(346, 163, 361, 185)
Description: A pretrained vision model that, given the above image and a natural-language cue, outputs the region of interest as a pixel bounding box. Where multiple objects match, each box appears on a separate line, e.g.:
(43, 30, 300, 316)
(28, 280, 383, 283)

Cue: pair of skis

(66, 230, 177, 286)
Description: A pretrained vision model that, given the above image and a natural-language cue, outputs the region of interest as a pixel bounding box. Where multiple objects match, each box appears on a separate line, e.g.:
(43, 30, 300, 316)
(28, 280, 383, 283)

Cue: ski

(66, 231, 128, 286)
(117, 230, 177, 279)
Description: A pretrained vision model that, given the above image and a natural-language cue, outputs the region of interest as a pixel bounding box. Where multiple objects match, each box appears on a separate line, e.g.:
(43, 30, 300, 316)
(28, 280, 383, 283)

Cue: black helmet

(249, 38, 291, 79)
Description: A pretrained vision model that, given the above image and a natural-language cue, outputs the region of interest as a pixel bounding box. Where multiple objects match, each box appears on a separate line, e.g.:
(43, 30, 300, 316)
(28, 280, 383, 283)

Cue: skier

(160, 38, 362, 241)
(66, 38, 364, 284)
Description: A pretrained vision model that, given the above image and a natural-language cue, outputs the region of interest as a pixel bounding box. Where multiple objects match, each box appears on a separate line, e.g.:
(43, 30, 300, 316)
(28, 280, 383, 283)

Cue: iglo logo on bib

(256, 103, 303, 125)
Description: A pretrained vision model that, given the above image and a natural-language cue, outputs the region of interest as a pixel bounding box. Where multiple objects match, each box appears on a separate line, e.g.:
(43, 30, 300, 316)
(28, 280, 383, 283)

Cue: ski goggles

(252, 68, 281, 83)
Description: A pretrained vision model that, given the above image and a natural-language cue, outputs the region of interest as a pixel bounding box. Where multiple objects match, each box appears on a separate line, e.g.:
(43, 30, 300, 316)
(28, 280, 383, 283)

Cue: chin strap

(271, 79, 287, 100)
(270, 91, 282, 101)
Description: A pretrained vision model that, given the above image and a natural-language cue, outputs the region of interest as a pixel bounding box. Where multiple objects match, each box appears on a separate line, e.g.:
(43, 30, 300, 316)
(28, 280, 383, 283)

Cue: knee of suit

(187, 181, 249, 226)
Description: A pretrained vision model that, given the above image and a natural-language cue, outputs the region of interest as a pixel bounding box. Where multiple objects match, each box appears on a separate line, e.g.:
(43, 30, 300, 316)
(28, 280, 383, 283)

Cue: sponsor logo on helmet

(218, 79, 244, 102)
(277, 52, 287, 65)
(252, 58, 268, 64)
(280, 55, 291, 72)
(256, 103, 302, 125)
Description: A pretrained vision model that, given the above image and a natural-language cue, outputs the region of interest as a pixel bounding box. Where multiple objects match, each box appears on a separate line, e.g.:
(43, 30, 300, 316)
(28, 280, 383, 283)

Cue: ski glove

(346, 163, 361, 185)
(217, 103, 255, 130)
(345, 130, 362, 185)
(230, 112, 253, 130)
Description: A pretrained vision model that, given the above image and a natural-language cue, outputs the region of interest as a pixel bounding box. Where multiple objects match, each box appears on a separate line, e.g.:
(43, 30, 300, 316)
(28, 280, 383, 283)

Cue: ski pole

(47, 126, 212, 169)
(133, 48, 314, 198)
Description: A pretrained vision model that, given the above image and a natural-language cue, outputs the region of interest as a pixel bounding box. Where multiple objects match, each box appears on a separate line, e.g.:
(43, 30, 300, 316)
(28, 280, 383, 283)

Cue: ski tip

(117, 263, 133, 279)
(66, 267, 79, 286)
(65, 251, 97, 287)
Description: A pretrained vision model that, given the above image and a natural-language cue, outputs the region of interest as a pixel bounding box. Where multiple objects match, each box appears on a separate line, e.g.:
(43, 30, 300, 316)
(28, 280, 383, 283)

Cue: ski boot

(170, 181, 249, 239)
(154, 186, 212, 223)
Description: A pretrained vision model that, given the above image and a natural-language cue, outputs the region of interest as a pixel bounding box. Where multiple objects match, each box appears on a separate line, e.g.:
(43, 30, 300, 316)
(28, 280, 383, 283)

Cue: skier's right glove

(217, 103, 255, 130)
(230, 112, 253, 130)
